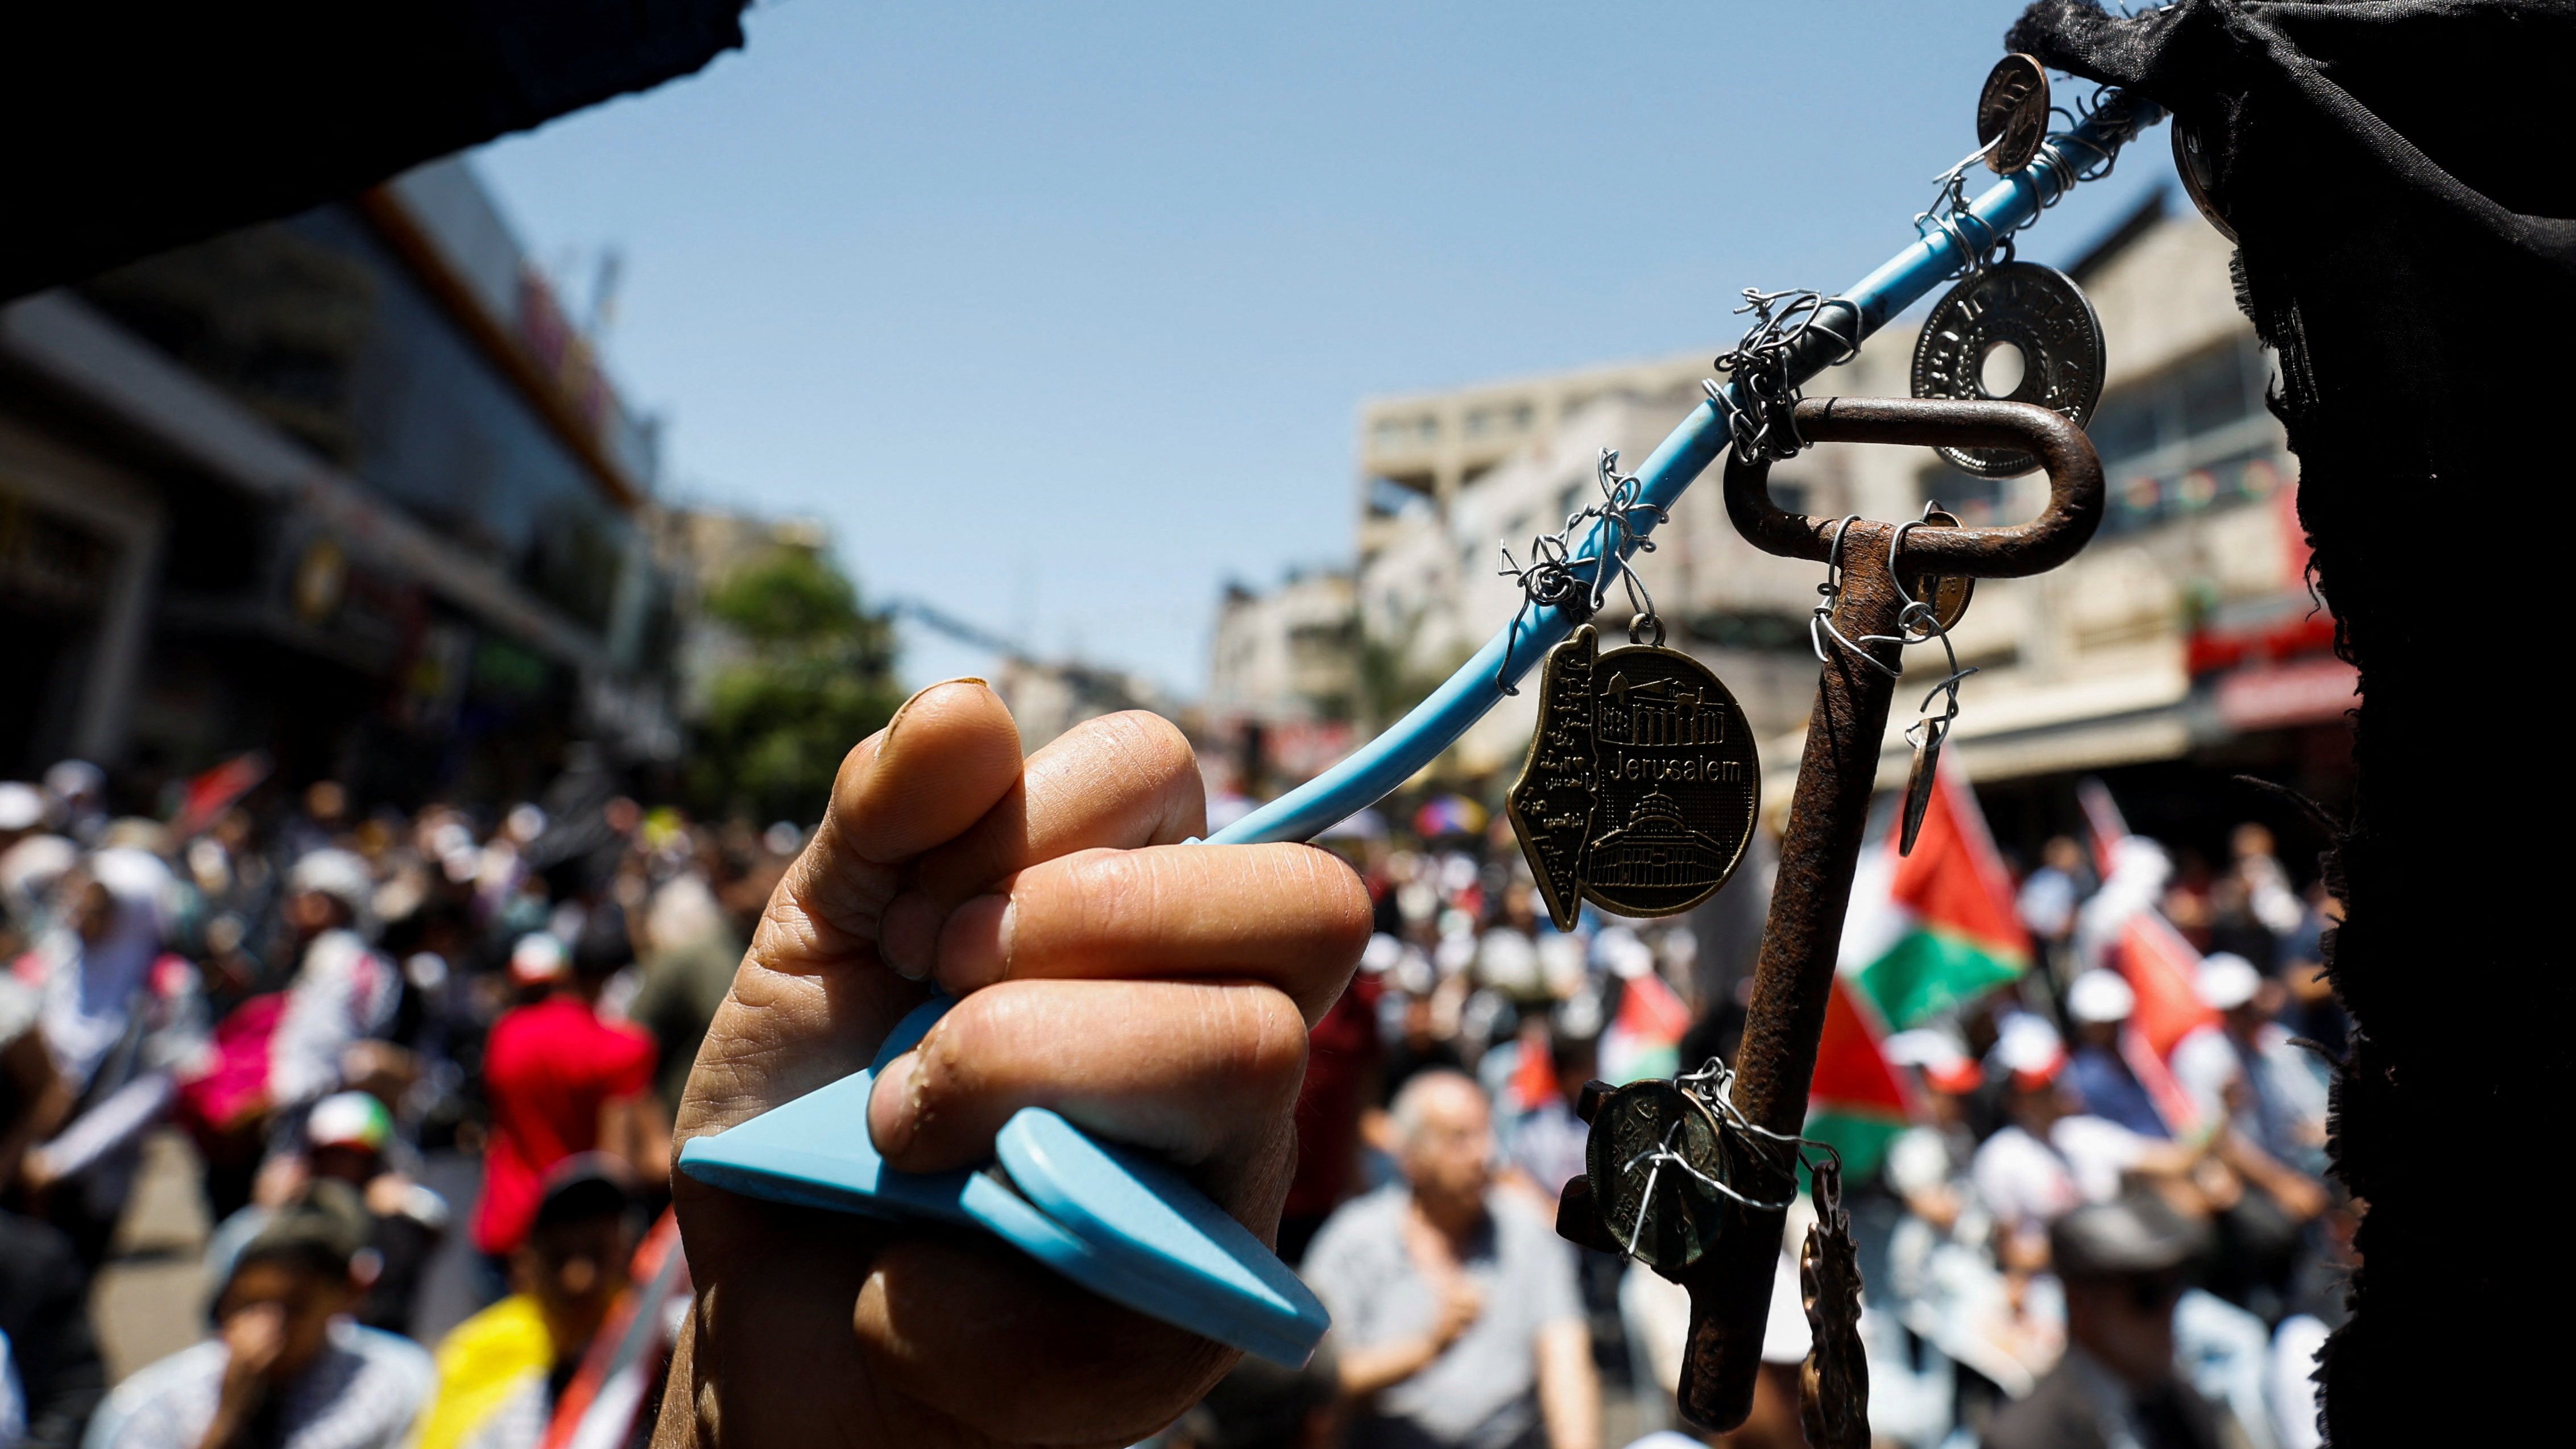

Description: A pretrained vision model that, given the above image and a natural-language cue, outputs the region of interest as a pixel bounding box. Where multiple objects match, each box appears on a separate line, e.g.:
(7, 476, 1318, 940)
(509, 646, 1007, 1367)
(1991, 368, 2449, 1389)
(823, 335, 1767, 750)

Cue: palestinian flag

(1801, 975, 1916, 1178)
(1850, 757, 2032, 1029)
(1805, 757, 2030, 1175)
(2077, 779, 2215, 1131)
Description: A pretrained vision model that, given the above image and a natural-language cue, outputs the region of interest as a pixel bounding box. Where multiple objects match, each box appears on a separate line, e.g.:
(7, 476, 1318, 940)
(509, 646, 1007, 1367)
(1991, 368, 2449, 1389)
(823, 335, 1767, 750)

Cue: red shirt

(472, 994, 656, 1254)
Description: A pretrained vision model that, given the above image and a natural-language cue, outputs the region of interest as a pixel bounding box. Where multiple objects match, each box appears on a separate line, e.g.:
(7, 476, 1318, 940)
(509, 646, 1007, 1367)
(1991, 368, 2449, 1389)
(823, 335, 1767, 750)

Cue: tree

(690, 545, 903, 825)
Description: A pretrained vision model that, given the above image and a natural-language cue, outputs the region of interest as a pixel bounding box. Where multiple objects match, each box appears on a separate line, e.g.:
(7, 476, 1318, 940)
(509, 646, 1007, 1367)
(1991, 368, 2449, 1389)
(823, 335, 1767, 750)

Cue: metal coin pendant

(1585, 1080, 1728, 1276)
(1909, 261, 2105, 479)
(1906, 508, 1974, 634)
(2173, 116, 2237, 242)
(1976, 53, 2050, 175)
(1508, 625, 1762, 931)
(1899, 715, 1947, 857)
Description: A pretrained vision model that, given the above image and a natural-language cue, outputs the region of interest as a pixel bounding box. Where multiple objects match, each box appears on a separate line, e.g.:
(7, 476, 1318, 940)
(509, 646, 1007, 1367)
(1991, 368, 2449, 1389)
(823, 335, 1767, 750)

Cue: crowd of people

(1177, 808, 2346, 1449)
(0, 747, 2347, 1449)
(0, 757, 777, 1448)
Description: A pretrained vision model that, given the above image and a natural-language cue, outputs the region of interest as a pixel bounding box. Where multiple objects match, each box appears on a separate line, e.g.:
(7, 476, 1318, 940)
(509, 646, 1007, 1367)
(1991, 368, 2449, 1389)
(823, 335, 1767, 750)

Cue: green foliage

(706, 546, 862, 642)
(690, 546, 903, 824)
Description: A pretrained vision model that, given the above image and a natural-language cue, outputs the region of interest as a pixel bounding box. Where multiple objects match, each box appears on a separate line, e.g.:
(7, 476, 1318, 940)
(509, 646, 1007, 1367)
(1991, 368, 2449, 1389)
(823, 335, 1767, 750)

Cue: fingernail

(934, 894, 1013, 995)
(883, 678, 991, 748)
(879, 890, 939, 979)
(869, 1049, 923, 1156)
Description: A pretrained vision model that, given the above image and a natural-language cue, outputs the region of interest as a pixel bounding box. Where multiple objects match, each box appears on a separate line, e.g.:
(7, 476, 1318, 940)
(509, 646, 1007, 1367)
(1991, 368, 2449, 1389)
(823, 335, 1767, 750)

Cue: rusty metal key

(1557, 395, 2103, 1430)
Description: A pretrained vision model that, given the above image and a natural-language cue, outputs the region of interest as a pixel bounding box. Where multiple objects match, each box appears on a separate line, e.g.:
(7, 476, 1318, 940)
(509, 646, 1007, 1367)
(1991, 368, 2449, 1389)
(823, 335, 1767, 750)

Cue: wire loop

(1496, 447, 1671, 692)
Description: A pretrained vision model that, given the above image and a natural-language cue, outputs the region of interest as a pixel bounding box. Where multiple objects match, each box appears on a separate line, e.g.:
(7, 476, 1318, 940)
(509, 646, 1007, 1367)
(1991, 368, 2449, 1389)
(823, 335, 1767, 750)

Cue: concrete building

(1250, 188, 2349, 852)
(1357, 355, 1711, 562)
(0, 157, 682, 806)
(1206, 569, 1360, 794)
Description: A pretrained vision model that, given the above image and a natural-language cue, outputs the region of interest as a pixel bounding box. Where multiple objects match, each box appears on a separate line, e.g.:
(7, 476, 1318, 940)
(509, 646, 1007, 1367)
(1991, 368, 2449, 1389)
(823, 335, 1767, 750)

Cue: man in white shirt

(1972, 1016, 2204, 1239)
(1304, 1072, 1597, 1449)
(2170, 956, 2328, 1173)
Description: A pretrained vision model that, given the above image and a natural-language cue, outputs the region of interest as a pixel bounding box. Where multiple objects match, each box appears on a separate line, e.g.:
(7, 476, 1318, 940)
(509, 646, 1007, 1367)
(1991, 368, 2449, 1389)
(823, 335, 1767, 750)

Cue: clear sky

(474, 0, 2171, 697)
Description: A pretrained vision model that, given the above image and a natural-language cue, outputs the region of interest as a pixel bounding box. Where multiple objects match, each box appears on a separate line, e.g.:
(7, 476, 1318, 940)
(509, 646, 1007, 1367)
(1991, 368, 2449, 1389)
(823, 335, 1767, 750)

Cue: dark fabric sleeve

(0, 1211, 109, 1449)
(2002, 4, 2576, 1444)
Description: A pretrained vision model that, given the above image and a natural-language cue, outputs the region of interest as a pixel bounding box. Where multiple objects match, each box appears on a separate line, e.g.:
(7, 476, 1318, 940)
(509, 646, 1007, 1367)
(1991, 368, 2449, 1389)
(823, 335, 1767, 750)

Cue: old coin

(2172, 115, 2237, 242)
(1977, 53, 2051, 175)
(1585, 1080, 1728, 1275)
(1909, 261, 2104, 479)
(1507, 626, 1762, 929)
(1906, 508, 1974, 634)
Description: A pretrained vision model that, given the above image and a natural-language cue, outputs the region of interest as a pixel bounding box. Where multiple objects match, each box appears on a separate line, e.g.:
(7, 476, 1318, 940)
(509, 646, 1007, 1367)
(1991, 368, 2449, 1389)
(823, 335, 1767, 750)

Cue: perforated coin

(1584, 1081, 1728, 1274)
(1909, 262, 2104, 479)
(1977, 54, 2051, 175)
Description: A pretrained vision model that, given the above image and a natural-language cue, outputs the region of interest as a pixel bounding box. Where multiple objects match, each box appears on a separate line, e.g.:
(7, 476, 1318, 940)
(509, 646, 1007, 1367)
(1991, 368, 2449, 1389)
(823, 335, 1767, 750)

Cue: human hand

(1431, 1277, 1485, 1348)
(219, 1303, 285, 1396)
(661, 684, 1370, 1449)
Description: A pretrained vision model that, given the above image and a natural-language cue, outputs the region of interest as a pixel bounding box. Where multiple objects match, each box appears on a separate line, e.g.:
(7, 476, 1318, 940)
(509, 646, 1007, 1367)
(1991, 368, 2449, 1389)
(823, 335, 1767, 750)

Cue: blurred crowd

(1177, 802, 2346, 1449)
(0, 755, 788, 1449)
(0, 752, 2348, 1449)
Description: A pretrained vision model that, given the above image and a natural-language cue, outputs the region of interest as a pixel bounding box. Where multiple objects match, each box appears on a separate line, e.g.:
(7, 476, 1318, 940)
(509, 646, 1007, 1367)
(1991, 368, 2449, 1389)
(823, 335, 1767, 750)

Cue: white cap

(510, 932, 569, 985)
(1883, 1028, 1968, 1070)
(2066, 969, 2138, 1024)
(289, 848, 374, 913)
(42, 759, 103, 803)
(1990, 1012, 2067, 1085)
(0, 783, 42, 832)
(2196, 953, 2262, 1011)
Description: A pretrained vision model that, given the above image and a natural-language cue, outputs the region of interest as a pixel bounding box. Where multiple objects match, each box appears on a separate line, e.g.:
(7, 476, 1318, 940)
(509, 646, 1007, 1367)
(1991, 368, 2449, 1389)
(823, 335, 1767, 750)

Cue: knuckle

(1048, 848, 1157, 942)
(1219, 985, 1310, 1102)
(1095, 709, 1198, 780)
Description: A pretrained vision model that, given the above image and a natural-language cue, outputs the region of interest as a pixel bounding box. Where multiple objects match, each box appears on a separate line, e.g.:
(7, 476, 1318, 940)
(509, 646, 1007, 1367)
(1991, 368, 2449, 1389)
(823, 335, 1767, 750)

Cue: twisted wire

(1495, 447, 1671, 692)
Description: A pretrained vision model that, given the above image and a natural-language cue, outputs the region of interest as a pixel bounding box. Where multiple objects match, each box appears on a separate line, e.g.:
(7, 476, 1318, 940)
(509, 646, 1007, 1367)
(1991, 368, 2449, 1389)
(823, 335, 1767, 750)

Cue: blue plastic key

(674, 995, 1328, 1365)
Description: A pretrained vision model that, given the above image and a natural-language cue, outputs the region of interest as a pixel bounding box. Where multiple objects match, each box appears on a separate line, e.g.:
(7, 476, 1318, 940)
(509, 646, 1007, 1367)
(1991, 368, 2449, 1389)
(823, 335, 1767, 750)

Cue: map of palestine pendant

(1506, 624, 1762, 930)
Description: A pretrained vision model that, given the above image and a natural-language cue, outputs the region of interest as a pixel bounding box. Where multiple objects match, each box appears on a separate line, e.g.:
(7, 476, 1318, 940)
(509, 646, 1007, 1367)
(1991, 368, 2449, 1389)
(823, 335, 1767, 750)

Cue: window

(2080, 334, 2277, 536)
(85, 205, 640, 632)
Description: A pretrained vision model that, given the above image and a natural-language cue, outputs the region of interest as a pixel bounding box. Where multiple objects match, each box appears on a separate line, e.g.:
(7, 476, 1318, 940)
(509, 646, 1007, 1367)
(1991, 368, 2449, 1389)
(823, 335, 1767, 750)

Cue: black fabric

(2006, 3, 2574, 1443)
(1, 0, 749, 300)
(0, 1209, 108, 1449)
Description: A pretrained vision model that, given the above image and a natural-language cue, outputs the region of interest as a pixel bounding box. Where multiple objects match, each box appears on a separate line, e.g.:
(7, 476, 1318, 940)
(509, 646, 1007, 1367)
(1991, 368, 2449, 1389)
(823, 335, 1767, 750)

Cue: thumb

(769, 680, 1023, 957)
(828, 679, 1025, 866)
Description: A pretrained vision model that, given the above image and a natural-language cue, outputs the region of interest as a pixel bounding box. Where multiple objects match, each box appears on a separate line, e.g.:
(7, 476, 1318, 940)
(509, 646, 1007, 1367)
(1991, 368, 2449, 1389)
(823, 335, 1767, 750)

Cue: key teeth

(1575, 1078, 1615, 1125)
(1555, 1176, 1624, 1255)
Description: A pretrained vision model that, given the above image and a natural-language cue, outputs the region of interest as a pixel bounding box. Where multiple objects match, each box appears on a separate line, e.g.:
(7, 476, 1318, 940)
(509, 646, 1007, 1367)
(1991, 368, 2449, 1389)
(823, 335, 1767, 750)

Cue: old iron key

(1556, 396, 2102, 1430)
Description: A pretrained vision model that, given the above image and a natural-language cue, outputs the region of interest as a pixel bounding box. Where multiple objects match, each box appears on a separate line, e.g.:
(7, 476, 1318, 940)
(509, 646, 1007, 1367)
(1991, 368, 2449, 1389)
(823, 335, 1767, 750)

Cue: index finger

(878, 710, 1204, 977)
(930, 842, 1370, 1025)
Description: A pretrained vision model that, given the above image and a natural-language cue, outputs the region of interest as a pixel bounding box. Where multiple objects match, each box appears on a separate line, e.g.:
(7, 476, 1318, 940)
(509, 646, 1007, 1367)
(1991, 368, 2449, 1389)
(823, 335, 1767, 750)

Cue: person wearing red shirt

(472, 907, 666, 1260)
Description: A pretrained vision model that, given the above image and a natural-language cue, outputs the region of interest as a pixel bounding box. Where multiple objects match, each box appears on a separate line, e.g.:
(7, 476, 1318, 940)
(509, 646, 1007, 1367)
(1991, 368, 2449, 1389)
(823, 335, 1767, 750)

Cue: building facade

(0, 159, 682, 808)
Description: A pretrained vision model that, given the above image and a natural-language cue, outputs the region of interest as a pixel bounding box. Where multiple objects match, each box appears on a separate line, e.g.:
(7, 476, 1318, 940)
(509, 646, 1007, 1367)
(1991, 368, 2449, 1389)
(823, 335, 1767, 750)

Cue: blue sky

(475, 1, 2171, 696)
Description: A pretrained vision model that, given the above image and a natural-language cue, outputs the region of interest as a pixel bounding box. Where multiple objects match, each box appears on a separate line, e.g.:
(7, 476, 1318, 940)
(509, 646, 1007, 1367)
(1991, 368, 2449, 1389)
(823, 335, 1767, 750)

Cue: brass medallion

(1977, 53, 2051, 175)
(1910, 261, 2105, 479)
(1585, 1080, 1728, 1274)
(1507, 625, 1762, 931)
